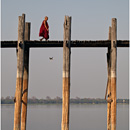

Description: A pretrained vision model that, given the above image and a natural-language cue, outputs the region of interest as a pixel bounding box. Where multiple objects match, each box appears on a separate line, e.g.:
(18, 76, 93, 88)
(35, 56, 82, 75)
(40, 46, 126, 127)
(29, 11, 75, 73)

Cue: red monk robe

(39, 20, 49, 40)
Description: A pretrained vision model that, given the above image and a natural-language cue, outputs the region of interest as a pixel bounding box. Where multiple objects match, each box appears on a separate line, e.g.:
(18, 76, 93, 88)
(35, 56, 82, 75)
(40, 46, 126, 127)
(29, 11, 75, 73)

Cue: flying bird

(49, 57, 53, 60)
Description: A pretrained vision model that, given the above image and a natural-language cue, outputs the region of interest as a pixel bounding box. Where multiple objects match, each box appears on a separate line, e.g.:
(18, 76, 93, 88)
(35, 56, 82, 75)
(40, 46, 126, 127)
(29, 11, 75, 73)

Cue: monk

(39, 16, 49, 41)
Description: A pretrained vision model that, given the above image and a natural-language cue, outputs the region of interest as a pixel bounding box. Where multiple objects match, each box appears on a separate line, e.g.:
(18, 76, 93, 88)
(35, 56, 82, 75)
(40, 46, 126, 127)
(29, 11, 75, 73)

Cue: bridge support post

(61, 16, 71, 130)
(21, 22, 31, 130)
(14, 14, 25, 130)
(110, 18, 117, 130)
(106, 26, 112, 130)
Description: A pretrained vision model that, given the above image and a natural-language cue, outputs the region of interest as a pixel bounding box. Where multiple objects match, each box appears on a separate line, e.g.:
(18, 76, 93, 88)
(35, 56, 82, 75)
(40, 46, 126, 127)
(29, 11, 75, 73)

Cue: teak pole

(14, 14, 25, 130)
(107, 26, 112, 130)
(110, 18, 117, 130)
(21, 22, 31, 130)
(61, 16, 71, 130)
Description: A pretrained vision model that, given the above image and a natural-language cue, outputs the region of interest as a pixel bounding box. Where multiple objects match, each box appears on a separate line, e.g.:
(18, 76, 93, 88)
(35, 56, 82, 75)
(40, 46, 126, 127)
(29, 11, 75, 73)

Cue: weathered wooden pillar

(107, 26, 112, 130)
(61, 16, 71, 130)
(110, 18, 117, 130)
(21, 22, 31, 130)
(14, 14, 25, 130)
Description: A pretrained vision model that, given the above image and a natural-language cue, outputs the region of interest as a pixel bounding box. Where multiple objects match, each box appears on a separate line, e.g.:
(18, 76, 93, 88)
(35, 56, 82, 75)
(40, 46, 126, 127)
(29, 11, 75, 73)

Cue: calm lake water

(1, 104, 129, 130)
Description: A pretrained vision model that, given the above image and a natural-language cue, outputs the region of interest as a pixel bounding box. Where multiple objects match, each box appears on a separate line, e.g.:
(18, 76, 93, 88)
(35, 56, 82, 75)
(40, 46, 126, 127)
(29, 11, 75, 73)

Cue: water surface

(1, 104, 128, 130)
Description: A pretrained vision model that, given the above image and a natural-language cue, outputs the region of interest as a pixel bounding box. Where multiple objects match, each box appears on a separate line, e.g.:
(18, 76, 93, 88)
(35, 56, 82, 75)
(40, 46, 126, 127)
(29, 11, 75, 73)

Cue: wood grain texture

(61, 16, 71, 130)
(21, 22, 31, 130)
(14, 14, 25, 130)
(107, 26, 112, 130)
(110, 18, 117, 130)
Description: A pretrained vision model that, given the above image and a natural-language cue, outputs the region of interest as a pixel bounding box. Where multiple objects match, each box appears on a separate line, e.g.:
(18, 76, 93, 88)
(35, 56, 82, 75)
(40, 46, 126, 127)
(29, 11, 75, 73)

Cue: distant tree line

(1, 96, 129, 104)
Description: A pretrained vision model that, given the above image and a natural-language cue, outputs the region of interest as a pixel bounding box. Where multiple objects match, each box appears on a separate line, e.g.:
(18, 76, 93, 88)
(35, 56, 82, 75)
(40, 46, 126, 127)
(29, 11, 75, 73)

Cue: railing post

(61, 16, 71, 130)
(107, 26, 112, 130)
(21, 22, 31, 130)
(14, 14, 25, 130)
(110, 18, 117, 130)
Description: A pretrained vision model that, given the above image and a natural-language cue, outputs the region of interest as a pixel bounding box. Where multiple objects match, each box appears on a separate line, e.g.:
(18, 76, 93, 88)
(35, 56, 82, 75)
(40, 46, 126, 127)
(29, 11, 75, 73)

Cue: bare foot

(45, 39, 49, 41)
(40, 38, 44, 41)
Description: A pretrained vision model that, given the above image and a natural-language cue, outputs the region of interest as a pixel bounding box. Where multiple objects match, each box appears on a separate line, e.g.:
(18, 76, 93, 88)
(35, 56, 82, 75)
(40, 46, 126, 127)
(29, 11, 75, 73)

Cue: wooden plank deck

(1, 40, 129, 48)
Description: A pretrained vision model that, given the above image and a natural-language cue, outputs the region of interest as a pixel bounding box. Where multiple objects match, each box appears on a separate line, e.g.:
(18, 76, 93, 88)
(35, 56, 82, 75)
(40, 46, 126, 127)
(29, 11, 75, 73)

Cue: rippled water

(1, 104, 129, 130)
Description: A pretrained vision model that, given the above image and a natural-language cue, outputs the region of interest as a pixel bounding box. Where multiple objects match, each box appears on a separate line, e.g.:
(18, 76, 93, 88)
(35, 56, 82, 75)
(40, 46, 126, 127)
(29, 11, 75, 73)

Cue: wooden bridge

(1, 14, 129, 130)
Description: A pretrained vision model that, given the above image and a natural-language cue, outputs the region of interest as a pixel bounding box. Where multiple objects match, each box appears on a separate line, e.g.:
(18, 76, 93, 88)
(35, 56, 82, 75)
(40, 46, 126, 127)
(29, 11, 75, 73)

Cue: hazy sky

(1, 0, 129, 99)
